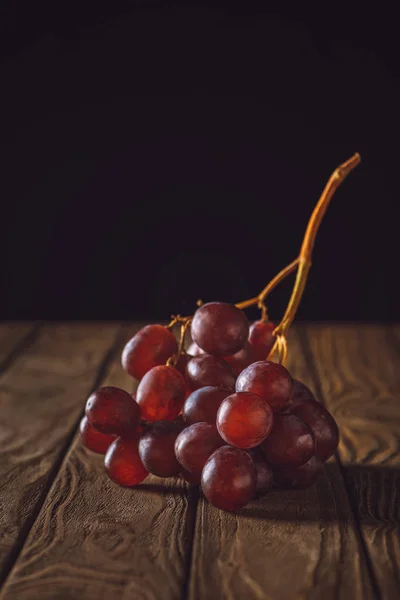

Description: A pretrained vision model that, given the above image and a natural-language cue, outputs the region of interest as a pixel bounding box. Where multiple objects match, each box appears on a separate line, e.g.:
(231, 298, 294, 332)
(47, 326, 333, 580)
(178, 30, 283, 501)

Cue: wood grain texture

(0, 323, 36, 367)
(0, 325, 196, 600)
(0, 323, 118, 583)
(188, 328, 374, 600)
(299, 324, 400, 600)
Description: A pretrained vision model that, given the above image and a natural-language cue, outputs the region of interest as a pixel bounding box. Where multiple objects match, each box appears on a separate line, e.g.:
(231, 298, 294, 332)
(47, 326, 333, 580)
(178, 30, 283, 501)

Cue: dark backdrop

(1, 3, 398, 322)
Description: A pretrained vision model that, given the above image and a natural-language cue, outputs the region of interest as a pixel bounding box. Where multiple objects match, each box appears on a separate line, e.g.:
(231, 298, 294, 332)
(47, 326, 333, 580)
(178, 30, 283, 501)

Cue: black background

(1, 3, 399, 322)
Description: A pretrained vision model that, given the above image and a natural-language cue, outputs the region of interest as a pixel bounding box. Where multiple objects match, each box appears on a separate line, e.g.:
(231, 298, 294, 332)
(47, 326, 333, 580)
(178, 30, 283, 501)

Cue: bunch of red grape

(80, 302, 339, 512)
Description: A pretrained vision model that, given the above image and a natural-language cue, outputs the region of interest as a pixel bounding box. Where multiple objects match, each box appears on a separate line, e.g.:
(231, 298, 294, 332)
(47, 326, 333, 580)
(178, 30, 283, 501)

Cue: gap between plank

(0, 323, 42, 375)
(0, 324, 124, 592)
(181, 484, 200, 600)
(296, 326, 382, 600)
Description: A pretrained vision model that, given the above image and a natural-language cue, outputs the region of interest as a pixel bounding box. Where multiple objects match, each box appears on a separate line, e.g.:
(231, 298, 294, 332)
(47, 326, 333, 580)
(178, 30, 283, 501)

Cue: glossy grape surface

(186, 342, 204, 356)
(236, 361, 292, 412)
(273, 455, 323, 489)
(261, 413, 315, 467)
(138, 420, 185, 477)
(85, 386, 141, 435)
(222, 342, 255, 376)
(289, 392, 339, 462)
(201, 446, 257, 512)
(191, 302, 249, 356)
(250, 450, 274, 498)
(105, 437, 149, 487)
(183, 386, 231, 425)
(217, 392, 273, 449)
(185, 354, 236, 391)
(79, 416, 116, 454)
(121, 324, 178, 380)
(174, 422, 224, 474)
(136, 365, 186, 421)
(248, 320, 276, 361)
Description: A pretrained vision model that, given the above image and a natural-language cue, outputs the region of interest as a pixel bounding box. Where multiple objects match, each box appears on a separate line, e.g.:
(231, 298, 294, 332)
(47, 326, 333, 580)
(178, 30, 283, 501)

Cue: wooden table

(0, 322, 399, 600)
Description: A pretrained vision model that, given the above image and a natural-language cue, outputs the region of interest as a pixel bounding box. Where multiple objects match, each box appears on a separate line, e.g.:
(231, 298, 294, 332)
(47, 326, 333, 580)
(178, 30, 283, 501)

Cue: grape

(174, 422, 224, 475)
(222, 342, 255, 376)
(260, 413, 315, 467)
(182, 386, 231, 425)
(175, 352, 192, 376)
(250, 451, 274, 497)
(288, 387, 339, 462)
(138, 420, 185, 477)
(85, 386, 141, 435)
(79, 416, 116, 454)
(185, 354, 236, 391)
(217, 392, 273, 449)
(236, 361, 292, 412)
(179, 468, 202, 485)
(105, 436, 149, 487)
(122, 324, 178, 380)
(191, 302, 249, 356)
(248, 320, 276, 361)
(289, 378, 315, 404)
(273, 455, 323, 489)
(186, 342, 204, 356)
(201, 446, 257, 512)
(136, 365, 186, 421)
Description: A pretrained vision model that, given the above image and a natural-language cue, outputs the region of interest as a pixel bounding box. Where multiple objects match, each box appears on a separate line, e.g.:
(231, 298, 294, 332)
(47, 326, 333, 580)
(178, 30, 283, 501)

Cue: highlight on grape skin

(78, 154, 361, 511)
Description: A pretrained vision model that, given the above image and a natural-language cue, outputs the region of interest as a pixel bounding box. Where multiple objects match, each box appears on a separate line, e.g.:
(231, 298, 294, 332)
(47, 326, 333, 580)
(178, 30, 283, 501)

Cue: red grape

(85, 386, 141, 435)
(136, 365, 186, 421)
(236, 361, 292, 412)
(201, 446, 257, 511)
(248, 320, 276, 361)
(105, 437, 149, 487)
(217, 392, 273, 449)
(179, 468, 202, 485)
(122, 325, 178, 380)
(175, 352, 192, 376)
(289, 379, 315, 405)
(186, 342, 204, 356)
(79, 416, 116, 454)
(288, 391, 339, 462)
(222, 342, 255, 376)
(274, 455, 323, 489)
(250, 451, 274, 497)
(174, 422, 224, 475)
(138, 420, 185, 477)
(191, 302, 249, 356)
(185, 354, 236, 391)
(182, 386, 231, 425)
(260, 413, 315, 467)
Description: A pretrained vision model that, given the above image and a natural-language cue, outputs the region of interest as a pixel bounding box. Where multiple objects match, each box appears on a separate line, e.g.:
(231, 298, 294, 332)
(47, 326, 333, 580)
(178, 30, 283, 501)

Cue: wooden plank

(0, 323, 36, 367)
(0, 325, 196, 600)
(0, 323, 119, 586)
(188, 328, 374, 600)
(299, 324, 400, 600)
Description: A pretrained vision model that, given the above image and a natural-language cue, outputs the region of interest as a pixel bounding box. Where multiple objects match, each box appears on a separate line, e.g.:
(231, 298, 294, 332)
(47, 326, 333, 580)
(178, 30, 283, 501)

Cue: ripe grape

(260, 413, 315, 467)
(105, 437, 149, 487)
(138, 420, 185, 477)
(289, 390, 339, 462)
(186, 342, 204, 356)
(79, 416, 116, 454)
(217, 392, 273, 449)
(191, 302, 249, 356)
(236, 361, 292, 412)
(273, 455, 323, 489)
(248, 320, 276, 361)
(122, 325, 178, 380)
(201, 446, 257, 512)
(185, 354, 236, 391)
(289, 379, 315, 405)
(174, 422, 224, 475)
(222, 342, 255, 376)
(183, 386, 231, 425)
(136, 365, 186, 421)
(179, 468, 202, 485)
(250, 451, 274, 498)
(85, 386, 141, 435)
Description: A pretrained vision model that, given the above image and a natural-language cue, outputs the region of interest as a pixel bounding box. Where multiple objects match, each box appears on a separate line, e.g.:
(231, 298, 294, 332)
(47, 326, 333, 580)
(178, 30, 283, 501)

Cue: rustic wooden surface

(0, 322, 398, 600)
